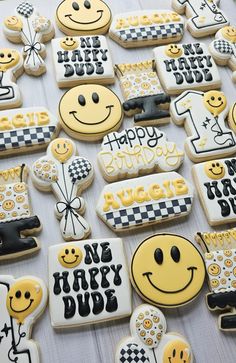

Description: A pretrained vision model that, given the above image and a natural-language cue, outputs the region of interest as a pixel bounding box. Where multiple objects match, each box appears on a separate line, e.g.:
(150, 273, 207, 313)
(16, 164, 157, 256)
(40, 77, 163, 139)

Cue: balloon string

(62, 164, 69, 201)
(152, 349, 157, 363)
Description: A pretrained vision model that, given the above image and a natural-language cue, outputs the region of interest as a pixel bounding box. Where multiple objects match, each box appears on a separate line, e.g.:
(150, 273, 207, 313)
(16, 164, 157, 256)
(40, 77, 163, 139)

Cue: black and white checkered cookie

(68, 157, 92, 184)
(119, 343, 150, 363)
(16, 2, 34, 17)
(213, 39, 233, 54)
(117, 24, 184, 42)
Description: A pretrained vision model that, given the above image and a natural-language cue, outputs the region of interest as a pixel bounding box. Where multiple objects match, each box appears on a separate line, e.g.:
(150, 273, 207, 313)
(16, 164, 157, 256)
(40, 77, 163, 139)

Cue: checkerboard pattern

(68, 157, 92, 184)
(117, 23, 184, 42)
(0, 126, 56, 152)
(104, 197, 192, 230)
(119, 343, 150, 363)
(16, 2, 34, 17)
(213, 39, 233, 55)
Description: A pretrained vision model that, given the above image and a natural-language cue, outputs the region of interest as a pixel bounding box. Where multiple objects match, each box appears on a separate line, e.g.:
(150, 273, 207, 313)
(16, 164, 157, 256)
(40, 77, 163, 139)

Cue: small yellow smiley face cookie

(0, 48, 20, 72)
(204, 160, 225, 180)
(131, 234, 205, 307)
(58, 245, 83, 268)
(59, 84, 123, 141)
(56, 0, 112, 35)
(165, 44, 183, 58)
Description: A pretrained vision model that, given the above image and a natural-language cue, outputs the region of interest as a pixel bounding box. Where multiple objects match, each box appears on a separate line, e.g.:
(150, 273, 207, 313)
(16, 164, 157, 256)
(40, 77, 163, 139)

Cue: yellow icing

(204, 160, 225, 179)
(60, 36, 79, 50)
(6, 279, 43, 324)
(58, 245, 83, 268)
(203, 90, 227, 117)
(165, 44, 183, 58)
(221, 26, 236, 43)
(0, 48, 21, 72)
(4, 16, 23, 32)
(131, 234, 205, 307)
(115, 12, 181, 29)
(163, 340, 191, 363)
(0, 166, 25, 183)
(50, 138, 74, 163)
(0, 111, 49, 131)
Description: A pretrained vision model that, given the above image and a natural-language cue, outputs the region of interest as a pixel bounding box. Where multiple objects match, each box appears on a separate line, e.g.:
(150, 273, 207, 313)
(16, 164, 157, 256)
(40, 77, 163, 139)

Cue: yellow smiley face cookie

(204, 91, 227, 117)
(56, 0, 112, 35)
(204, 160, 225, 180)
(165, 44, 183, 58)
(60, 36, 79, 50)
(163, 339, 191, 363)
(58, 245, 83, 268)
(59, 84, 123, 141)
(221, 26, 236, 43)
(0, 49, 21, 72)
(131, 234, 205, 307)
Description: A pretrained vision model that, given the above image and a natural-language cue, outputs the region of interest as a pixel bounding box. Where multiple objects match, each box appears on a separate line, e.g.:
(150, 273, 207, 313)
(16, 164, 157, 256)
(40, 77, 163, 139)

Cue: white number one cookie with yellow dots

(196, 228, 236, 331)
(0, 275, 47, 362)
(32, 138, 94, 241)
(0, 48, 24, 110)
(115, 304, 193, 363)
(170, 90, 236, 162)
(4, 2, 55, 76)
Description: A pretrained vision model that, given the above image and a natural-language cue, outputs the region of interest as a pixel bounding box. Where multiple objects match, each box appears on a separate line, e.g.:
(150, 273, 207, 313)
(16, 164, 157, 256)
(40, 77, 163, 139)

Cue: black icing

(53, 272, 70, 295)
(73, 269, 89, 291)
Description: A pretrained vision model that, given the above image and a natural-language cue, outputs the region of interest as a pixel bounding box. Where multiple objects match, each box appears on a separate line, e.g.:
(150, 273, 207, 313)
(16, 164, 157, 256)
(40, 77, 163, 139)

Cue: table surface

(0, 0, 236, 362)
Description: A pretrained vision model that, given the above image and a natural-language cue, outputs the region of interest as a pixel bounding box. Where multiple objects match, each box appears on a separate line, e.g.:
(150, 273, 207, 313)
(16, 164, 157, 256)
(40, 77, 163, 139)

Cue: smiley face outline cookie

(98, 126, 184, 182)
(3, 1, 55, 76)
(56, 0, 112, 36)
(58, 84, 123, 141)
(109, 9, 184, 48)
(52, 35, 114, 88)
(172, 0, 229, 38)
(0, 275, 47, 363)
(115, 304, 193, 363)
(130, 234, 205, 308)
(170, 90, 236, 162)
(209, 26, 236, 83)
(32, 138, 94, 241)
(48, 239, 132, 328)
(0, 48, 24, 111)
(192, 158, 236, 226)
(153, 42, 221, 95)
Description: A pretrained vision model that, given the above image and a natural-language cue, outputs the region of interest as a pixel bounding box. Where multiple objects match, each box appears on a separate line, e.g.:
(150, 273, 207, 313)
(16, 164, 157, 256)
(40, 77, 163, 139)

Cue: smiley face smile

(69, 105, 114, 125)
(10, 297, 34, 313)
(65, 9, 103, 24)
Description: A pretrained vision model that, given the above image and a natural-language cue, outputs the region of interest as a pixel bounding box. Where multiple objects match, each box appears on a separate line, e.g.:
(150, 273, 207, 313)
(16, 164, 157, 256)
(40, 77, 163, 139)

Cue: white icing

(0, 275, 47, 363)
(115, 304, 193, 363)
(109, 10, 184, 46)
(52, 35, 114, 87)
(48, 239, 132, 328)
(171, 90, 236, 160)
(0, 107, 59, 154)
(172, 0, 229, 36)
(0, 182, 30, 222)
(96, 172, 193, 231)
(193, 158, 236, 225)
(98, 126, 184, 181)
(209, 27, 236, 82)
(32, 138, 94, 241)
(153, 42, 221, 94)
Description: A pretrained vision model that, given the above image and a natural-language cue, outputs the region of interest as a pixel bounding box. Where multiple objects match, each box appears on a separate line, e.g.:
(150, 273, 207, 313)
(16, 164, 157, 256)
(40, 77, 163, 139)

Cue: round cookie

(58, 84, 123, 141)
(130, 234, 205, 307)
(56, 0, 112, 35)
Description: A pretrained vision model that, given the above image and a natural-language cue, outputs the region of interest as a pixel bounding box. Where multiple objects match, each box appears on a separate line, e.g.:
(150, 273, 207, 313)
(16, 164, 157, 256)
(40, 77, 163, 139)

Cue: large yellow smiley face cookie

(56, 0, 112, 35)
(59, 84, 123, 141)
(131, 234, 205, 307)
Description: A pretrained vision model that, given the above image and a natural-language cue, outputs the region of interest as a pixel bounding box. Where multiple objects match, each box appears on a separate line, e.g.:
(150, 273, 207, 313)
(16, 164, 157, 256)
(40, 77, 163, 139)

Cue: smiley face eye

(0, 53, 4, 58)
(171, 246, 180, 263)
(65, 249, 69, 255)
(216, 162, 220, 167)
(78, 95, 86, 106)
(173, 349, 176, 358)
(211, 96, 215, 101)
(24, 291, 30, 299)
(92, 92, 99, 104)
(218, 97, 222, 101)
(154, 248, 163, 265)
(8, 54, 12, 58)
(212, 163, 215, 167)
(72, 248, 75, 254)
(15, 290, 21, 298)
(72, 2, 80, 10)
(84, 0, 91, 9)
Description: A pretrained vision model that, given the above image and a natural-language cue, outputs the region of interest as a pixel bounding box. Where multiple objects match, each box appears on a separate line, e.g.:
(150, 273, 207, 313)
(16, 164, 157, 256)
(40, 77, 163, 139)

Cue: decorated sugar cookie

(196, 228, 236, 331)
(171, 90, 236, 162)
(209, 26, 236, 82)
(109, 10, 184, 48)
(32, 138, 94, 241)
(96, 172, 193, 232)
(0, 275, 47, 362)
(115, 60, 170, 125)
(48, 239, 132, 328)
(52, 35, 114, 88)
(0, 107, 59, 157)
(153, 42, 221, 95)
(59, 84, 123, 141)
(98, 126, 184, 182)
(192, 157, 236, 226)
(4, 2, 55, 76)
(172, 0, 229, 38)
(0, 165, 41, 261)
(0, 48, 24, 111)
(56, 0, 112, 36)
(228, 101, 236, 133)
(131, 234, 205, 307)
(115, 304, 193, 363)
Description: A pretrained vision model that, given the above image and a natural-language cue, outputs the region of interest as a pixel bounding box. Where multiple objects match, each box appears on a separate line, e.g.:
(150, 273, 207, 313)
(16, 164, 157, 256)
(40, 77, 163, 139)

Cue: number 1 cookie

(115, 304, 193, 363)
(172, 0, 229, 38)
(32, 138, 94, 241)
(170, 90, 236, 162)
(4, 1, 55, 76)
(0, 275, 47, 362)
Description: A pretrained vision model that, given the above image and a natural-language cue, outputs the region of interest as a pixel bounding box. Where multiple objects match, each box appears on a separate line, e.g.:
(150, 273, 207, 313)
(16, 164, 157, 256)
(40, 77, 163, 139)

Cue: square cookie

(52, 35, 114, 88)
(48, 239, 132, 328)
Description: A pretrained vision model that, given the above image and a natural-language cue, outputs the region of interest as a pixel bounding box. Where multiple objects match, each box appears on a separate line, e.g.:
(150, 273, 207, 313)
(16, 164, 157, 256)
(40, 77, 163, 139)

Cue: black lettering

(221, 179, 236, 197)
(105, 289, 118, 313)
(77, 292, 91, 317)
(218, 199, 230, 217)
(91, 292, 104, 315)
(53, 272, 70, 295)
(100, 266, 110, 288)
(89, 267, 99, 290)
(84, 243, 100, 264)
(111, 264, 122, 286)
(101, 242, 112, 262)
(73, 269, 88, 291)
(204, 181, 222, 199)
(225, 159, 236, 176)
(63, 296, 76, 319)
(57, 51, 69, 63)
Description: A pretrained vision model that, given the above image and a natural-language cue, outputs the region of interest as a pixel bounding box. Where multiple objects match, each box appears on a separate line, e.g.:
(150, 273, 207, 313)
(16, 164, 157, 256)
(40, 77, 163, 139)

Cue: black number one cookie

(0, 164, 41, 260)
